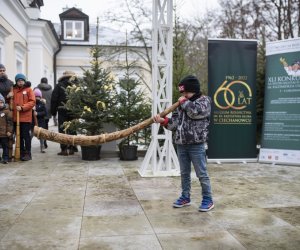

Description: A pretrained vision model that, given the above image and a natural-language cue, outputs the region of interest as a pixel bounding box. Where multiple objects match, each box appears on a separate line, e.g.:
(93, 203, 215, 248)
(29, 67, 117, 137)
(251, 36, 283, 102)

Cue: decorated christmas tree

(63, 45, 117, 136)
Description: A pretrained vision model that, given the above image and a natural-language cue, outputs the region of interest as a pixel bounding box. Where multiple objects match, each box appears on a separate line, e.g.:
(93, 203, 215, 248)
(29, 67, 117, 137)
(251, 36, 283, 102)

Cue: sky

(40, 0, 220, 27)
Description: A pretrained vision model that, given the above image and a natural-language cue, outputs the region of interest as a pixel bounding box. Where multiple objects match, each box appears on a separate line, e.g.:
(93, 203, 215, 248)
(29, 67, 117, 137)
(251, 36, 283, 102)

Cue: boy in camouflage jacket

(153, 75, 214, 212)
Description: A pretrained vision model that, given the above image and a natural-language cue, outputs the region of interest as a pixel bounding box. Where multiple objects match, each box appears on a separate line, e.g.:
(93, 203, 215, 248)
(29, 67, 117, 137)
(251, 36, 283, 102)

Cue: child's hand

(178, 96, 188, 104)
(34, 111, 37, 116)
(16, 106, 22, 111)
(7, 132, 11, 137)
(153, 114, 165, 123)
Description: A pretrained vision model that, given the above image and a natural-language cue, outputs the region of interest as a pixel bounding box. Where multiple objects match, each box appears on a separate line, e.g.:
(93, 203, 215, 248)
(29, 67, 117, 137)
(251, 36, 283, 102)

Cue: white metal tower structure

(139, 0, 180, 177)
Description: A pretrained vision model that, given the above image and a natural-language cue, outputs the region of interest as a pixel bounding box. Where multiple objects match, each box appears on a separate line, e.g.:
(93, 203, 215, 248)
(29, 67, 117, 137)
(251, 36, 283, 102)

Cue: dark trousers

(44, 119, 49, 147)
(45, 119, 49, 130)
(15, 122, 32, 156)
(0, 137, 9, 161)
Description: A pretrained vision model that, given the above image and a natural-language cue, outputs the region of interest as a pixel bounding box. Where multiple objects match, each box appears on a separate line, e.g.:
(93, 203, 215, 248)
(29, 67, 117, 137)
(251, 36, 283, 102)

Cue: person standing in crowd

(0, 64, 13, 102)
(13, 74, 35, 161)
(51, 71, 78, 156)
(0, 64, 14, 161)
(37, 77, 52, 148)
(0, 93, 13, 164)
(33, 88, 47, 153)
(153, 75, 214, 212)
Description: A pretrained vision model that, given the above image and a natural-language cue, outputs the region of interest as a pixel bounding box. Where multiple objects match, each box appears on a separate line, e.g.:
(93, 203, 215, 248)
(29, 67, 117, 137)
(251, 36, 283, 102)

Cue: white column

(27, 38, 43, 87)
(27, 20, 59, 88)
(139, 0, 180, 177)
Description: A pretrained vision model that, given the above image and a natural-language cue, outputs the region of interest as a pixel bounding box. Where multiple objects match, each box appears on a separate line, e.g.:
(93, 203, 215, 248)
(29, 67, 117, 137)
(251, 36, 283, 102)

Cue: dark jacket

(0, 105, 13, 137)
(37, 82, 52, 119)
(164, 95, 211, 144)
(51, 76, 73, 119)
(0, 75, 13, 104)
(35, 99, 47, 128)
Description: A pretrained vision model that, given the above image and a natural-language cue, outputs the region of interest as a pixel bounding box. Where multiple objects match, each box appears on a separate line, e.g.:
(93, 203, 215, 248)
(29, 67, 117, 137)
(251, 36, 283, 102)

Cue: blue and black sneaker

(173, 196, 191, 208)
(199, 198, 214, 212)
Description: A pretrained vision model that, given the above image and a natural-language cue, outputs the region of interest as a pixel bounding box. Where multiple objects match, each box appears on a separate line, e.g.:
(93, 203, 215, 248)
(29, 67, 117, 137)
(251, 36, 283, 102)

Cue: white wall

(0, 1, 59, 85)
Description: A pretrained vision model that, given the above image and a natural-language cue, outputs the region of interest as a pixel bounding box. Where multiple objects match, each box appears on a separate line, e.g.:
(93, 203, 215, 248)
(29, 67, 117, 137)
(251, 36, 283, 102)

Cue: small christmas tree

(63, 45, 117, 136)
(114, 47, 151, 149)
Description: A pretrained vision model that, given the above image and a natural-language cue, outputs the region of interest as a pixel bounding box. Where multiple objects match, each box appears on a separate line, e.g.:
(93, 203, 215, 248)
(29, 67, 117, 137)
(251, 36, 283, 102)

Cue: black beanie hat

(0, 64, 5, 70)
(41, 77, 48, 84)
(178, 75, 200, 94)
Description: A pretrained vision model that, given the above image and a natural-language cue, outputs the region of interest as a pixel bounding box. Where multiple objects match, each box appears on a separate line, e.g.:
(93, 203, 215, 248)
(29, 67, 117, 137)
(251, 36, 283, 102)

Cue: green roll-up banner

(207, 39, 257, 161)
(259, 38, 300, 165)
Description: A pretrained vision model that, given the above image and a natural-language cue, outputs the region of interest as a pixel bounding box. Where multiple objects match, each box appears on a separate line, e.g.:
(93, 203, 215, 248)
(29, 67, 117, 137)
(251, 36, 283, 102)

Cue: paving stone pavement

(0, 128, 299, 249)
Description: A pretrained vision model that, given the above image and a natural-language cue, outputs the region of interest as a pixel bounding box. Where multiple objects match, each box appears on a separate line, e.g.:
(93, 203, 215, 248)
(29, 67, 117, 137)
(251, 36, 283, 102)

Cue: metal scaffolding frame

(139, 0, 180, 177)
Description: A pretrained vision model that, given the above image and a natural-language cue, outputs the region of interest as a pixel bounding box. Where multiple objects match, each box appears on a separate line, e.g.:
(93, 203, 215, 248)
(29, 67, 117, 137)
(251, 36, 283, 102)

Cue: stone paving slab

(79, 235, 162, 250)
(0, 134, 299, 249)
(157, 231, 247, 250)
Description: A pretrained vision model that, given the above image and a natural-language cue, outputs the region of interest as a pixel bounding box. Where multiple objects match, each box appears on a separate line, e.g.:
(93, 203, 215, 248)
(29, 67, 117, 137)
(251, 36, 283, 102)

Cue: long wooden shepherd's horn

(33, 102, 180, 146)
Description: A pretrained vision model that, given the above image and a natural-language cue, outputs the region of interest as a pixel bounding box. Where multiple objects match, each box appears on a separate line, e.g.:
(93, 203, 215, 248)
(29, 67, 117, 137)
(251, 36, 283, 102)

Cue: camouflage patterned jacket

(164, 95, 211, 144)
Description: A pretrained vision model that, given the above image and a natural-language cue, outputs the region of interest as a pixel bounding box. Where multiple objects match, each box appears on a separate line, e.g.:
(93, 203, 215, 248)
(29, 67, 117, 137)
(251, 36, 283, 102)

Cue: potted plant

(114, 51, 151, 160)
(63, 45, 117, 160)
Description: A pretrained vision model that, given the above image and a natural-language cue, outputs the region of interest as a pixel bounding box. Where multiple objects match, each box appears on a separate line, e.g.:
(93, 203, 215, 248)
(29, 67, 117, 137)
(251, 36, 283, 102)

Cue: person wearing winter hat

(0, 93, 13, 164)
(37, 77, 53, 148)
(0, 64, 14, 104)
(33, 88, 47, 153)
(178, 75, 201, 94)
(51, 71, 78, 156)
(58, 70, 76, 82)
(0, 64, 14, 161)
(153, 75, 214, 212)
(13, 73, 35, 161)
(33, 88, 42, 98)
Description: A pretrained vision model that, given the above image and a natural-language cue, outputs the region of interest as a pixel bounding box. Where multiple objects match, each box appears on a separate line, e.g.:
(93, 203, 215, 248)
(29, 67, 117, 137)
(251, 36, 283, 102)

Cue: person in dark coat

(0, 93, 13, 164)
(33, 88, 47, 153)
(51, 71, 78, 156)
(0, 64, 13, 103)
(37, 77, 52, 148)
(0, 64, 14, 161)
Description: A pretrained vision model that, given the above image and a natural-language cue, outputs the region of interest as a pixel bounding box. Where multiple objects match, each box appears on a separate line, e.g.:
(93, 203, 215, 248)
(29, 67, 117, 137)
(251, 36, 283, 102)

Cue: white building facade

(0, 0, 153, 154)
(0, 0, 59, 87)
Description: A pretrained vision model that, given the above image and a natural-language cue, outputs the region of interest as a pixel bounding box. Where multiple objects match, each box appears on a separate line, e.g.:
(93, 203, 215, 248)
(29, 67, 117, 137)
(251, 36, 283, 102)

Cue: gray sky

(41, 0, 219, 25)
